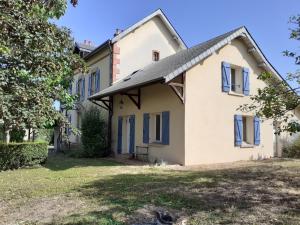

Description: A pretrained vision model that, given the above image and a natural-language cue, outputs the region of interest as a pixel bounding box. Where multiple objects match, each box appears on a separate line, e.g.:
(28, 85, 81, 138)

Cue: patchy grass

(0, 155, 299, 225)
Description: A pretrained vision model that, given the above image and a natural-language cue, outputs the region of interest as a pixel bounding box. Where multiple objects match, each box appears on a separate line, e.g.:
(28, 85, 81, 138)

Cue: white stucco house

(65, 9, 299, 165)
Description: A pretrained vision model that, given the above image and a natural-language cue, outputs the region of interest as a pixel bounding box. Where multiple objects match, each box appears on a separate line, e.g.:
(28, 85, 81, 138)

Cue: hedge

(0, 142, 48, 171)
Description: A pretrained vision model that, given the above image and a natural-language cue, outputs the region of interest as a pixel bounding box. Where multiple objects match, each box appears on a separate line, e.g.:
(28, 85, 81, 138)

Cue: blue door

(129, 115, 135, 154)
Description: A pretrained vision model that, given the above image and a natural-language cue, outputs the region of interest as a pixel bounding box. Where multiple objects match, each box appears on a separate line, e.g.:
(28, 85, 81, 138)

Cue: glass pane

(156, 114, 161, 141)
(231, 68, 236, 91)
(243, 116, 247, 142)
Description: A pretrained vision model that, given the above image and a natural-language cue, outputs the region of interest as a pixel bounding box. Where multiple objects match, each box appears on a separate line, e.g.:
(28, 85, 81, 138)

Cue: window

(90, 72, 96, 95)
(230, 66, 243, 94)
(76, 77, 85, 101)
(155, 114, 161, 141)
(242, 116, 254, 145)
(234, 115, 260, 147)
(152, 51, 160, 61)
(222, 62, 250, 96)
(148, 113, 162, 143)
(77, 79, 82, 98)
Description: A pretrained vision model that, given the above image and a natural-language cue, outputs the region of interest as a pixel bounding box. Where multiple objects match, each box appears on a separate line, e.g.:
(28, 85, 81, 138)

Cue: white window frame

(90, 72, 96, 95)
(241, 115, 254, 147)
(229, 65, 243, 94)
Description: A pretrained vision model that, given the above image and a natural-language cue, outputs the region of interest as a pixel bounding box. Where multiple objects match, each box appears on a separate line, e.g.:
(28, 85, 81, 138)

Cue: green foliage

(81, 107, 108, 157)
(0, 124, 4, 141)
(0, 0, 85, 134)
(36, 128, 54, 144)
(9, 128, 26, 142)
(283, 136, 300, 158)
(239, 16, 300, 134)
(0, 142, 48, 170)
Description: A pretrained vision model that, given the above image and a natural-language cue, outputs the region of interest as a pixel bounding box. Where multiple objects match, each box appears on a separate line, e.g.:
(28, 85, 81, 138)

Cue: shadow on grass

(43, 154, 122, 171)
(44, 163, 300, 225)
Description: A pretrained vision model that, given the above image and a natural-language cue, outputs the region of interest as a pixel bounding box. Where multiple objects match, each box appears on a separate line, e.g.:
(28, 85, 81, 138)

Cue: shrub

(81, 107, 108, 157)
(36, 129, 54, 144)
(10, 128, 26, 142)
(0, 142, 48, 170)
(282, 135, 300, 158)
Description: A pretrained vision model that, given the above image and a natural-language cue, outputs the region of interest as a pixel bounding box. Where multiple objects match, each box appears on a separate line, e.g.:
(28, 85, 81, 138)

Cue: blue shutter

(96, 69, 100, 92)
(81, 78, 85, 100)
(117, 116, 122, 154)
(222, 62, 231, 92)
(234, 115, 242, 146)
(243, 67, 250, 96)
(129, 115, 135, 154)
(254, 116, 261, 145)
(88, 74, 92, 96)
(162, 111, 170, 145)
(143, 113, 150, 144)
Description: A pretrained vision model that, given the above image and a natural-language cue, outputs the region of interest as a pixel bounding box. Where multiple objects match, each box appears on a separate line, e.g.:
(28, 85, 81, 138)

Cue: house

(64, 9, 186, 147)
(67, 9, 298, 165)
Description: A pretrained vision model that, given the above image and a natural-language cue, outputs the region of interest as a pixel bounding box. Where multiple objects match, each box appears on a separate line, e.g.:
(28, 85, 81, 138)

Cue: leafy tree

(0, 0, 85, 142)
(240, 15, 300, 134)
(81, 107, 108, 157)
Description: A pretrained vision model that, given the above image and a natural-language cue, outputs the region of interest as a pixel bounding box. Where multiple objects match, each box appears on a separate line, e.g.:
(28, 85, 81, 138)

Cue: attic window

(152, 50, 160, 61)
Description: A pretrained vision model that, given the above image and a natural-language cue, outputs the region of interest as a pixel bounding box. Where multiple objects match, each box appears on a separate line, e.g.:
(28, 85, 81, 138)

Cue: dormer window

(152, 50, 160, 61)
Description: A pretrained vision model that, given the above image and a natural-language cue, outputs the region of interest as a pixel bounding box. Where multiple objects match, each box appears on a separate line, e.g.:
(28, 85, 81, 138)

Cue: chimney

(114, 29, 122, 37)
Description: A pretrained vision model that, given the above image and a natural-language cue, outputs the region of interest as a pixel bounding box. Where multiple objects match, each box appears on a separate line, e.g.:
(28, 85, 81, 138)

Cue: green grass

(0, 155, 299, 225)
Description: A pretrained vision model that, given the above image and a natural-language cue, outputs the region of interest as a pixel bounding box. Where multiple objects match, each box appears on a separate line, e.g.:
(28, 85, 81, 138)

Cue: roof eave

(89, 77, 165, 100)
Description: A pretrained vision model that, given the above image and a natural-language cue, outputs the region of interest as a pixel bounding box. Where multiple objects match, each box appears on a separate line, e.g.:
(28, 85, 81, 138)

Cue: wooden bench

(135, 146, 149, 162)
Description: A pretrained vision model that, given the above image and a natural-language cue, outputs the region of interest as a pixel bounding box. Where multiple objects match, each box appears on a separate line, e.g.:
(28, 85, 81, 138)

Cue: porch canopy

(88, 26, 288, 106)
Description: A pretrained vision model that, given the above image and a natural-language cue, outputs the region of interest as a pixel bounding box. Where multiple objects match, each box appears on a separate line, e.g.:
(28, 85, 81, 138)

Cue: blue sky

(55, 0, 300, 83)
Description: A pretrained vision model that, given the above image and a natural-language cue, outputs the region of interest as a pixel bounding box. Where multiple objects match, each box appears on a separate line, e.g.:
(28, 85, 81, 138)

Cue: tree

(81, 107, 108, 157)
(240, 15, 300, 134)
(0, 0, 85, 142)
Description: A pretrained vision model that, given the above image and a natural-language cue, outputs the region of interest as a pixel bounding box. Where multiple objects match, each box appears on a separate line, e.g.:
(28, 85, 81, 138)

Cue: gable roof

(89, 26, 289, 100)
(111, 9, 187, 50)
(75, 42, 96, 52)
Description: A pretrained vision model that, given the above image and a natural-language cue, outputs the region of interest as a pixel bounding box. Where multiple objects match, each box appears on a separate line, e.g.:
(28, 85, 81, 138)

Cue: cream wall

(112, 83, 185, 165)
(184, 39, 274, 165)
(67, 51, 110, 143)
(116, 16, 181, 81)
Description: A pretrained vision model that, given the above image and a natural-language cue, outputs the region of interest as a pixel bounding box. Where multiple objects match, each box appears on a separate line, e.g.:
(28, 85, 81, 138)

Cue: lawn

(0, 155, 299, 225)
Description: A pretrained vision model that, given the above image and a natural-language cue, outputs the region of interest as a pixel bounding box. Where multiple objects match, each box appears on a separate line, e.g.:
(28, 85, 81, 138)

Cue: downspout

(107, 40, 113, 155)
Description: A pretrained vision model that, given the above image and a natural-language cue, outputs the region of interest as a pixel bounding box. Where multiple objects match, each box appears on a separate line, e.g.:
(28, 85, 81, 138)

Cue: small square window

(152, 51, 160, 61)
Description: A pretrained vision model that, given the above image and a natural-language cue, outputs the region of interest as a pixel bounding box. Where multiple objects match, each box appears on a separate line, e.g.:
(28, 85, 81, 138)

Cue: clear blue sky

(55, 0, 300, 84)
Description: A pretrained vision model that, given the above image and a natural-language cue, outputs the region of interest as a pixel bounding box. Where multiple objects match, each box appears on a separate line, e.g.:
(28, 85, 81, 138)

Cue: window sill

(148, 142, 166, 147)
(228, 91, 244, 97)
(240, 143, 254, 148)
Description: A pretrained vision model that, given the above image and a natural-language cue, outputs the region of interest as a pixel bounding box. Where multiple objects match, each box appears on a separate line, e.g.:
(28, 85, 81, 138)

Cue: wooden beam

(91, 100, 112, 112)
(168, 73, 185, 104)
(170, 85, 184, 103)
(121, 89, 141, 109)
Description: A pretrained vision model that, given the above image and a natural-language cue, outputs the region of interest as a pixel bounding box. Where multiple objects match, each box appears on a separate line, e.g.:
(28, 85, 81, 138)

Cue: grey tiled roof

(75, 42, 96, 52)
(89, 27, 243, 100)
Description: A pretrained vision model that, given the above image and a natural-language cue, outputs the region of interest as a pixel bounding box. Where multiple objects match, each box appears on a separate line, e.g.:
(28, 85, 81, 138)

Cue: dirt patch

(126, 204, 188, 225)
(0, 195, 85, 225)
